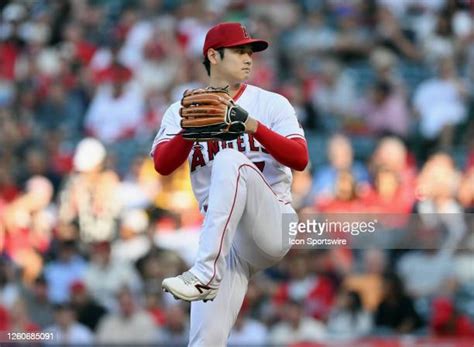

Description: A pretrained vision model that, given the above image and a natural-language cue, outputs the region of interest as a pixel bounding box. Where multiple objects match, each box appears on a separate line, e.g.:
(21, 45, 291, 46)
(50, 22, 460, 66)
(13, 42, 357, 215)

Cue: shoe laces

(179, 271, 200, 285)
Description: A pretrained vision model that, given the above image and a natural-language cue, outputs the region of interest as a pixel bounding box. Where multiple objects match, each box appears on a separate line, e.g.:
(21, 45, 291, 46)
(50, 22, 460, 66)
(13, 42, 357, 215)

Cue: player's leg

(162, 148, 288, 301)
(188, 245, 251, 347)
(232, 170, 296, 272)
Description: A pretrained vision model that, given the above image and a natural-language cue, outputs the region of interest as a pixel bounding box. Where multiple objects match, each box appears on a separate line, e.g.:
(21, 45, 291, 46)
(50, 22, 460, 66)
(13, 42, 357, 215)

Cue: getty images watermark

(283, 213, 474, 249)
(288, 218, 378, 246)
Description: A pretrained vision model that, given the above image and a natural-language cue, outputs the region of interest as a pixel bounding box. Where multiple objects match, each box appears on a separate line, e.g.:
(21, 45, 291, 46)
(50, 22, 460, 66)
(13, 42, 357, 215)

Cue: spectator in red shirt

(0, 166, 19, 203)
(7, 299, 41, 334)
(0, 3, 26, 81)
(143, 288, 166, 327)
(458, 167, 474, 212)
(370, 137, 416, 207)
(273, 252, 335, 321)
(2, 176, 54, 284)
(62, 22, 97, 66)
(316, 170, 364, 213)
(465, 148, 474, 171)
(362, 166, 414, 213)
(0, 304, 8, 330)
(431, 297, 474, 337)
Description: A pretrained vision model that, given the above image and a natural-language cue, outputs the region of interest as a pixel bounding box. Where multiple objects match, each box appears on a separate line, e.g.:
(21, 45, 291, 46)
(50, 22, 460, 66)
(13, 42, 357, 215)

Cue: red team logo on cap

(241, 25, 250, 38)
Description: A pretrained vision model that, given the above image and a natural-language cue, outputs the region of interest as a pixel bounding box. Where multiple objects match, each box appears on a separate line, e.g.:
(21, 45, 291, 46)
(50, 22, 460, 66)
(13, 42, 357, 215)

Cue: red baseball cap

(70, 280, 86, 294)
(203, 22, 268, 57)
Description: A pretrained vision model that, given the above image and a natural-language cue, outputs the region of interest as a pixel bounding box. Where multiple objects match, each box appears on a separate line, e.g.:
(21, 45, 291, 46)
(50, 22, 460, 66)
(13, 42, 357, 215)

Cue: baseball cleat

(162, 271, 218, 302)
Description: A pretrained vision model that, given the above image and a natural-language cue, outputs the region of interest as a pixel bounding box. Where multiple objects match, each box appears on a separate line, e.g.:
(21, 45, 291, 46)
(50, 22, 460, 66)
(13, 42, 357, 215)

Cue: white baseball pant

(188, 149, 296, 346)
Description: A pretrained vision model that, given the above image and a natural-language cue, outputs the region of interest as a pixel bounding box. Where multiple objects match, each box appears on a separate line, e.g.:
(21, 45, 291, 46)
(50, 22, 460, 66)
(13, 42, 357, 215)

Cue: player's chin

(239, 70, 251, 80)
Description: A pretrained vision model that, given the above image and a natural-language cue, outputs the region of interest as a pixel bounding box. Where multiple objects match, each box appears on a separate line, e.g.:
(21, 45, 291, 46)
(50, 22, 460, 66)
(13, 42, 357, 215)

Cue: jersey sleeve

(150, 103, 182, 156)
(269, 95, 305, 141)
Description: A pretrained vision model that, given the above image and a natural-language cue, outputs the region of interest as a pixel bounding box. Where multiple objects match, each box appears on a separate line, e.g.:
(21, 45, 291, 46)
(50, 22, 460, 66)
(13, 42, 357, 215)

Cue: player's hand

(180, 87, 250, 141)
(217, 96, 257, 134)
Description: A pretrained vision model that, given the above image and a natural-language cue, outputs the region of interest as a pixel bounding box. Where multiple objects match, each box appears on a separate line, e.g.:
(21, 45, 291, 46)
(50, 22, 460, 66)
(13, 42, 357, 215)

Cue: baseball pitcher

(151, 22, 309, 346)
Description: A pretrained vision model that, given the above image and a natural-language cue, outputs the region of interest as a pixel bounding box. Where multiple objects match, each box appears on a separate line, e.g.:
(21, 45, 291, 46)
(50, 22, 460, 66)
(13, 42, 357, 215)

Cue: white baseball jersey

(151, 84, 305, 210)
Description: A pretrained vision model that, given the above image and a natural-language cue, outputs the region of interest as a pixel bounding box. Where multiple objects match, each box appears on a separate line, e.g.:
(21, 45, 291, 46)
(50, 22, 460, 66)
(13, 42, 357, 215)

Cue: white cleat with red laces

(162, 271, 218, 302)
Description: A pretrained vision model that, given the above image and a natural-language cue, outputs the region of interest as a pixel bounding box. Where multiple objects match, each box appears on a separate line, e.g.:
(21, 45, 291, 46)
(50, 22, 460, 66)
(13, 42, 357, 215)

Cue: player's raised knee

(214, 148, 249, 167)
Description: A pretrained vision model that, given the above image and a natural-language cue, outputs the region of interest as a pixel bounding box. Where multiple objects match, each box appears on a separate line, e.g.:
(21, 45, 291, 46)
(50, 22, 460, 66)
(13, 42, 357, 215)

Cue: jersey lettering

(248, 134, 259, 152)
(191, 146, 206, 172)
(189, 135, 269, 172)
(236, 135, 245, 152)
(207, 141, 220, 161)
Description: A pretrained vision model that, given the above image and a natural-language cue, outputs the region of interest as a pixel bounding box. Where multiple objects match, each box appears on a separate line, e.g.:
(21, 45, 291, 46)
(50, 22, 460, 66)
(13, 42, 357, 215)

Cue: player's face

(218, 45, 253, 82)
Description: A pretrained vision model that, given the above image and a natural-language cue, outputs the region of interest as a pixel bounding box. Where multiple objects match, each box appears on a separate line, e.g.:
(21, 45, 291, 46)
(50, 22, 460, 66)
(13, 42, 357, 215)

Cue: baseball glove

(179, 86, 249, 141)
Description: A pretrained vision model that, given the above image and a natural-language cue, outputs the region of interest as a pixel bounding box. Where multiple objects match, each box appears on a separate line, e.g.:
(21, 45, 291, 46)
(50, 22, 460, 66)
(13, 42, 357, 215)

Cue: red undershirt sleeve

(253, 122, 308, 171)
(153, 122, 309, 175)
(153, 134, 193, 176)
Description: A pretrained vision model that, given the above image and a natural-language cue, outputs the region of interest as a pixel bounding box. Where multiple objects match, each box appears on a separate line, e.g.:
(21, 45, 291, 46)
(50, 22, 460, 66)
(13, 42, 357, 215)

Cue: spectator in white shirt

(111, 208, 151, 263)
(413, 56, 468, 149)
(228, 303, 268, 346)
(43, 303, 94, 345)
(312, 59, 357, 125)
(154, 303, 189, 345)
(96, 286, 156, 344)
(269, 299, 326, 345)
(43, 240, 87, 304)
(84, 63, 145, 144)
(83, 241, 143, 312)
(327, 290, 373, 340)
(0, 259, 19, 310)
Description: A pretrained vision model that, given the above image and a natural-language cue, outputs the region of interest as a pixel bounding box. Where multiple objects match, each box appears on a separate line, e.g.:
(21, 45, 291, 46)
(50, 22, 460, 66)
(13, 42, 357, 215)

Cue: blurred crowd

(0, 0, 473, 345)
